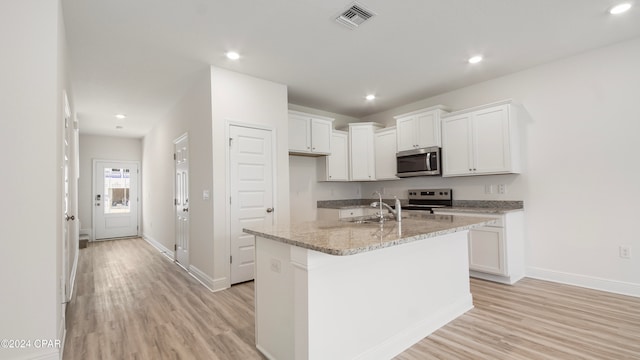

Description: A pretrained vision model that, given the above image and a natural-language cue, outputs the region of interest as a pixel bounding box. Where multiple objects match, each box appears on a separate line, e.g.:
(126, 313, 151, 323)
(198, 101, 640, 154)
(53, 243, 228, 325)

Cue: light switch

(202, 190, 210, 200)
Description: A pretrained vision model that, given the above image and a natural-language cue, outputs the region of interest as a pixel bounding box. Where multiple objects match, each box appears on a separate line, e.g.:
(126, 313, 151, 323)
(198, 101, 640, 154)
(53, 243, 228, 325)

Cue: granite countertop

(318, 199, 523, 214)
(243, 213, 495, 256)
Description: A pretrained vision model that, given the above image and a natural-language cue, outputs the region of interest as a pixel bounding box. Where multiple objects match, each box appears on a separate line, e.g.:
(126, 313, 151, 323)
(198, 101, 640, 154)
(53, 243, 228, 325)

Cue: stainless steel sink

(343, 214, 395, 224)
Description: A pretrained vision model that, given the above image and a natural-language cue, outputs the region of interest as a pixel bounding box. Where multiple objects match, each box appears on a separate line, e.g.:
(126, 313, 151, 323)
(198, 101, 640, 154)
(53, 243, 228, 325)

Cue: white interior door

(93, 160, 139, 240)
(174, 134, 189, 268)
(229, 125, 274, 284)
(61, 92, 73, 315)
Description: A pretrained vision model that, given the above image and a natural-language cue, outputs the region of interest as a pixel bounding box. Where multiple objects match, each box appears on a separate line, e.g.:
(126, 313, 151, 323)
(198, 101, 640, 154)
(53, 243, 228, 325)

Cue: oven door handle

(426, 153, 431, 171)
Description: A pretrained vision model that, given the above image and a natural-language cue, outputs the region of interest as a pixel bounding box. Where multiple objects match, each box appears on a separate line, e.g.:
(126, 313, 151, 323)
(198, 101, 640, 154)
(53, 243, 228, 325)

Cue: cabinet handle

(307, 146, 310, 149)
(312, 147, 315, 150)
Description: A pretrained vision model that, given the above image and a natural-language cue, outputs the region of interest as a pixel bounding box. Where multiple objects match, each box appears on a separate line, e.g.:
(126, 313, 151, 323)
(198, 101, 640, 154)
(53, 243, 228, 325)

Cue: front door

(229, 125, 274, 284)
(93, 160, 139, 240)
(174, 134, 189, 269)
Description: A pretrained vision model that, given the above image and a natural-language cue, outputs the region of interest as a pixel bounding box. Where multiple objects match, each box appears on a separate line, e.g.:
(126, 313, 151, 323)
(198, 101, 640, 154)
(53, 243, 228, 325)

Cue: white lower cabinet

(433, 210, 524, 284)
(469, 225, 505, 275)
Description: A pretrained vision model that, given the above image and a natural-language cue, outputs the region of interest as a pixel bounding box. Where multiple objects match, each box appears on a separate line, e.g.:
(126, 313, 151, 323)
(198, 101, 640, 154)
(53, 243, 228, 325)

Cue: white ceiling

(62, 0, 640, 138)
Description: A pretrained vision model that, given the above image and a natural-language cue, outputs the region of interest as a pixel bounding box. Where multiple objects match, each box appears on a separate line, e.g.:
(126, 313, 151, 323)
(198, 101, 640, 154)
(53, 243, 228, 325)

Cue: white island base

(254, 230, 473, 360)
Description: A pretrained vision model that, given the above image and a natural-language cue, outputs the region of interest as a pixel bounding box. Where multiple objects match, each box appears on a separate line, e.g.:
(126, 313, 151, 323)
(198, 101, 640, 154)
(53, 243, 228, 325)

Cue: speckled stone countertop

(243, 212, 496, 256)
(438, 200, 524, 214)
(317, 199, 523, 214)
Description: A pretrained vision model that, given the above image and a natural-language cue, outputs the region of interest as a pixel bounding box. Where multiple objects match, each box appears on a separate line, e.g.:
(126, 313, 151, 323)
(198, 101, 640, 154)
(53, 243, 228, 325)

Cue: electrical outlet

(497, 184, 507, 194)
(619, 246, 631, 259)
(484, 185, 494, 194)
(270, 258, 281, 273)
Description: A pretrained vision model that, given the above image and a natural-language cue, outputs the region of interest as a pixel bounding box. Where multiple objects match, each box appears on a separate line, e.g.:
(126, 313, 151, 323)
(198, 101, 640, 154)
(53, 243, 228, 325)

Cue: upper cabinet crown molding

(441, 99, 514, 118)
(441, 99, 523, 177)
(394, 105, 449, 151)
(288, 110, 334, 156)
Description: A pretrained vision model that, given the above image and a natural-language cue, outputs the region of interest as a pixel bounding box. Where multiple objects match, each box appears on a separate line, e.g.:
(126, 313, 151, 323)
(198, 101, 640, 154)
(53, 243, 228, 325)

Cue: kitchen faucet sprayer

(370, 192, 402, 223)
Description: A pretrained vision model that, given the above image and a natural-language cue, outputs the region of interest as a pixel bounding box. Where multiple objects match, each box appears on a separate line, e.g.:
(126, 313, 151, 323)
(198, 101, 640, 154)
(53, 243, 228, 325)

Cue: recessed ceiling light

(226, 51, 240, 60)
(365, 94, 376, 101)
(116, 125, 123, 129)
(468, 55, 483, 64)
(609, 3, 632, 14)
(115, 114, 126, 119)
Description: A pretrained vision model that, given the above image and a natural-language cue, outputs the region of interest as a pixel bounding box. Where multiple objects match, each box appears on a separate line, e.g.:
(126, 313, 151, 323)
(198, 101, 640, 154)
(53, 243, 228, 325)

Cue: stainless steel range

(403, 189, 453, 213)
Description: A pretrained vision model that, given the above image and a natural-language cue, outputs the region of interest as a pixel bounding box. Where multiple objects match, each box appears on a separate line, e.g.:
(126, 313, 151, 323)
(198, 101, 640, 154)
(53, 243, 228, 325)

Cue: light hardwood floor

(63, 238, 640, 360)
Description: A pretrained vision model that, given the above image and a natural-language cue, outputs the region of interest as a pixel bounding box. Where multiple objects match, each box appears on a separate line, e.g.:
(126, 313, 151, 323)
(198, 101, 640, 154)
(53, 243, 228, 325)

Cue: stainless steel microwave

(396, 146, 441, 177)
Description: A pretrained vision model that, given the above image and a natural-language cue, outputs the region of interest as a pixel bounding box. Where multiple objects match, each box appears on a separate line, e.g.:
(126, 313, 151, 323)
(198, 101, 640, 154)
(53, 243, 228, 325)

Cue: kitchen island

(243, 213, 495, 360)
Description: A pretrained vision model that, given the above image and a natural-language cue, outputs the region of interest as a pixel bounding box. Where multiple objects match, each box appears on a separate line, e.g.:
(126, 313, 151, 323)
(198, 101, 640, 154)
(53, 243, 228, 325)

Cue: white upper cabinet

(395, 105, 449, 152)
(288, 110, 333, 156)
(442, 100, 522, 177)
(374, 127, 398, 180)
(349, 122, 384, 181)
(318, 131, 349, 181)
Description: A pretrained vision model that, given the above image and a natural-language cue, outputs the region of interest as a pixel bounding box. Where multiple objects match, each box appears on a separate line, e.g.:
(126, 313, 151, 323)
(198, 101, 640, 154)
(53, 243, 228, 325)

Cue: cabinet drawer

(339, 208, 365, 218)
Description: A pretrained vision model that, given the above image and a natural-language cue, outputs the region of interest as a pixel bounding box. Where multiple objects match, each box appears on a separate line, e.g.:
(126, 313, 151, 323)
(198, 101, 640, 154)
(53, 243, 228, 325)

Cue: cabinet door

(469, 227, 506, 275)
(350, 126, 374, 181)
(473, 105, 511, 174)
(396, 117, 417, 152)
(289, 115, 311, 152)
(311, 118, 332, 154)
(327, 132, 348, 181)
(442, 114, 473, 176)
(375, 129, 398, 180)
(415, 111, 441, 148)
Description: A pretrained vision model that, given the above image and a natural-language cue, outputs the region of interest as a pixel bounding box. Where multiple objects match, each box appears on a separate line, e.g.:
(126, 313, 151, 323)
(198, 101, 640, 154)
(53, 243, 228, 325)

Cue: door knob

(266, 208, 274, 213)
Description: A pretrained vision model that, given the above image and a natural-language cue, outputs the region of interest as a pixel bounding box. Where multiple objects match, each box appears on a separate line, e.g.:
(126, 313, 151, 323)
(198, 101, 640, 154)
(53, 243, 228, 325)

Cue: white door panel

(230, 125, 274, 284)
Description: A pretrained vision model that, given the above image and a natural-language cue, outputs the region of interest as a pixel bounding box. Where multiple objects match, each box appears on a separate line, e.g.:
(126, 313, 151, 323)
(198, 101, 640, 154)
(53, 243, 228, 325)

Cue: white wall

(210, 66, 289, 289)
(141, 68, 214, 284)
(0, 1, 67, 359)
(289, 156, 362, 223)
(361, 38, 640, 296)
(78, 135, 142, 236)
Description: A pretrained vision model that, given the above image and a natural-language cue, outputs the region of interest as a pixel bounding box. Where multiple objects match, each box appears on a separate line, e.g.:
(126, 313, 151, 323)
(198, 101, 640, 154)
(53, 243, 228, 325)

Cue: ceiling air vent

(335, 2, 376, 30)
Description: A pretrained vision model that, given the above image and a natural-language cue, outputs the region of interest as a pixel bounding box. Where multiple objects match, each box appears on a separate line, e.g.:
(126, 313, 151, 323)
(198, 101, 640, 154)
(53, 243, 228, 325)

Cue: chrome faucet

(371, 192, 402, 223)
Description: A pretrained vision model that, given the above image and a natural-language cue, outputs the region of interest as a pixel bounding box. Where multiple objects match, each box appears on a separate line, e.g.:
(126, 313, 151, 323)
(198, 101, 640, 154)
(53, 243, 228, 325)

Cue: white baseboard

(212, 277, 230, 292)
(142, 233, 175, 259)
(188, 265, 230, 293)
(354, 295, 474, 360)
(526, 267, 640, 298)
(79, 228, 92, 241)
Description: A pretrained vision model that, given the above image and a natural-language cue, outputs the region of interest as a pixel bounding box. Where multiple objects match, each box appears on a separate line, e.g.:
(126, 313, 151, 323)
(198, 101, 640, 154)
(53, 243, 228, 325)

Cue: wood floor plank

(63, 238, 640, 360)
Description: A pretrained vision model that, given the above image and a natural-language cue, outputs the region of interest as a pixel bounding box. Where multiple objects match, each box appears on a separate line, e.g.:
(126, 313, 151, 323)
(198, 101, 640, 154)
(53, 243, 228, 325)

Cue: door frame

(91, 159, 141, 241)
(225, 121, 278, 284)
(173, 132, 189, 269)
